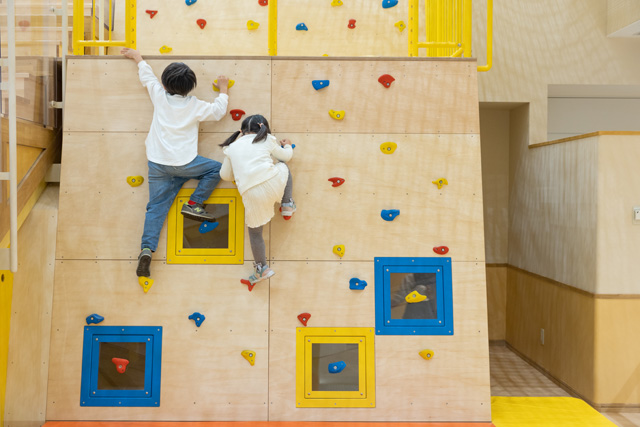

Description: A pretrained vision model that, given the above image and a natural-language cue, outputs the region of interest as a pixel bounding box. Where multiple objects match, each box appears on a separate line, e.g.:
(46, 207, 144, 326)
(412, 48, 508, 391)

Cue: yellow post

(72, 0, 85, 55)
(125, 0, 136, 49)
(477, 0, 493, 71)
(408, 0, 419, 56)
(108, 0, 113, 41)
(268, 0, 277, 56)
(463, 0, 472, 58)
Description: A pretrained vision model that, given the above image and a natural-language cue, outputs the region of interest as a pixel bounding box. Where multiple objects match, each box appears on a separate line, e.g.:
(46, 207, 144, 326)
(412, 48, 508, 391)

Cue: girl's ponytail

(253, 122, 269, 143)
(219, 130, 241, 147)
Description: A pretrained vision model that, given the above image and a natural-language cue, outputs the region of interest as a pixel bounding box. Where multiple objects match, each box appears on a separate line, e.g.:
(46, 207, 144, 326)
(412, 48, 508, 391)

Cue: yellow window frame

(296, 327, 375, 408)
(167, 188, 244, 265)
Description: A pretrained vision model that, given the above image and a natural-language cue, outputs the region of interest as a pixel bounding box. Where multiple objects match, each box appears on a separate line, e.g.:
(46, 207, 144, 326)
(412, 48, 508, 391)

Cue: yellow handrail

(73, 0, 136, 55)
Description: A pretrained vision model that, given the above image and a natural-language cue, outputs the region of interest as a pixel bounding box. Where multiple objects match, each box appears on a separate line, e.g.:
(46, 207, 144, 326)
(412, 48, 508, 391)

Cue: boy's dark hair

(161, 62, 197, 96)
(220, 114, 271, 147)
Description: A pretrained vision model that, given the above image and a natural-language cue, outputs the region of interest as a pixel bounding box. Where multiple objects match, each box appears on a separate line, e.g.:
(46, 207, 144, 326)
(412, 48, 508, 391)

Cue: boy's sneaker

(247, 263, 275, 284)
(280, 200, 296, 220)
(181, 201, 216, 222)
(136, 248, 152, 277)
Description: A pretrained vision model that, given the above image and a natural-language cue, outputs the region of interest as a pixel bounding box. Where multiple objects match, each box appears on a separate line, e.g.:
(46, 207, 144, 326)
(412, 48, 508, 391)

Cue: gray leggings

(248, 168, 293, 267)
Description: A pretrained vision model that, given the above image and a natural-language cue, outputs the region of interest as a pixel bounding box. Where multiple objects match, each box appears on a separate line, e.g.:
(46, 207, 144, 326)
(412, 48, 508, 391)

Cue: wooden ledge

(531, 131, 640, 149)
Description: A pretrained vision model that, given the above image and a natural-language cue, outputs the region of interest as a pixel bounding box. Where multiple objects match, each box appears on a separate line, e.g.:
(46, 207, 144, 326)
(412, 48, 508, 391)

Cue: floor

(489, 344, 640, 427)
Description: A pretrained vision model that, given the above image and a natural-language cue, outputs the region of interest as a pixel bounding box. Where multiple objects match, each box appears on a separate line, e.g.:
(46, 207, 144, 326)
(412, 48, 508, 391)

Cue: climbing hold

(258, 0, 268, 5)
(395, 20, 406, 31)
(328, 177, 345, 187)
(127, 175, 144, 187)
(241, 350, 256, 366)
(331, 0, 343, 6)
(188, 312, 205, 327)
(433, 246, 449, 255)
(419, 349, 435, 360)
(297, 313, 311, 326)
(213, 79, 235, 91)
(348, 19, 356, 29)
(247, 20, 260, 30)
(185, 0, 197, 5)
(333, 244, 345, 258)
(159, 45, 172, 54)
(328, 361, 346, 373)
(378, 74, 395, 88)
(86, 314, 104, 325)
(197, 19, 207, 29)
(432, 178, 448, 189)
(328, 110, 345, 120)
(145, 10, 157, 18)
(312, 80, 330, 90)
(406, 290, 427, 304)
(381, 209, 400, 221)
(382, 0, 398, 8)
(138, 276, 154, 293)
(380, 142, 397, 154)
(199, 221, 219, 234)
(230, 109, 246, 121)
(296, 23, 308, 31)
(349, 278, 367, 290)
(240, 278, 256, 292)
(18, 20, 30, 28)
(112, 358, 129, 374)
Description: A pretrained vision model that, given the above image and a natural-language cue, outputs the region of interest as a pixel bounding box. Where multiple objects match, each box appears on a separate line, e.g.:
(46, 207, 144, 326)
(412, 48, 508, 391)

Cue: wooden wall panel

(64, 58, 271, 133)
(268, 261, 490, 422)
(271, 59, 479, 134)
(47, 261, 269, 421)
(486, 265, 506, 341)
(270, 133, 484, 261)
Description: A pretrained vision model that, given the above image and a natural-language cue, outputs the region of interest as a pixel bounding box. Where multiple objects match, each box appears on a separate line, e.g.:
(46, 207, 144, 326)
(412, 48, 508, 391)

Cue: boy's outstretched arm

(212, 75, 229, 95)
(121, 47, 143, 64)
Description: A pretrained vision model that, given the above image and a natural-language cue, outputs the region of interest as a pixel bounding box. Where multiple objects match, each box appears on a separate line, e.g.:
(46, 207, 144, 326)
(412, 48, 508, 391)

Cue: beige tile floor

(489, 344, 640, 427)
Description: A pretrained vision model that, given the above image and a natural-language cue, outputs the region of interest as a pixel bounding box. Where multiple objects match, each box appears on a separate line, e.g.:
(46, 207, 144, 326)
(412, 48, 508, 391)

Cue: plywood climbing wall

(50, 56, 489, 422)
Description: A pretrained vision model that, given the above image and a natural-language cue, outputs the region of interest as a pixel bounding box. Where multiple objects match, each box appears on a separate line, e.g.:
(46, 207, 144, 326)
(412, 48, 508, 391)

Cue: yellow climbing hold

(329, 110, 345, 120)
(138, 276, 154, 293)
(395, 21, 406, 32)
(213, 79, 235, 91)
(380, 142, 397, 154)
(419, 349, 434, 360)
(159, 45, 172, 54)
(331, 0, 343, 6)
(405, 290, 427, 303)
(241, 350, 256, 366)
(127, 176, 144, 187)
(247, 20, 260, 30)
(432, 178, 448, 189)
(333, 244, 345, 258)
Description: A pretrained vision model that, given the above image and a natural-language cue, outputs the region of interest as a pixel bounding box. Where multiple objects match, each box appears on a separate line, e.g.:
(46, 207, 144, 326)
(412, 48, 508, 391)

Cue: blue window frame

(80, 326, 162, 407)
(375, 257, 453, 335)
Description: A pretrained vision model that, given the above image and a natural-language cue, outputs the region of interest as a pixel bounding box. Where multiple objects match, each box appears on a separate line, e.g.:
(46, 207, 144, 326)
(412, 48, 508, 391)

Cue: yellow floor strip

(492, 396, 615, 426)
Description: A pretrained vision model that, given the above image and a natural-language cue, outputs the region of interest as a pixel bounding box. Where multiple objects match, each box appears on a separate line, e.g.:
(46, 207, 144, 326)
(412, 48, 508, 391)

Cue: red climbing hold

(145, 10, 157, 18)
(241, 279, 256, 292)
(297, 313, 311, 326)
(18, 20, 30, 29)
(230, 109, 246, 121)
(112, 358, 129, 374)
(328, 177, 345, 187)
(197, 19, 207, 29)
(348, 19, 356, 29)
(433, 246, 449, 255)
(378, 74, 395, 88)
(258, 0, 268, 5)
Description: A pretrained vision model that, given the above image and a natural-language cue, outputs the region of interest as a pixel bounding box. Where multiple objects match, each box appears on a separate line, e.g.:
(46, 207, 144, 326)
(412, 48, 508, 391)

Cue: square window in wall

(167, 188, 244, 264)
(80, 326, 162, 407)
(375, 257, 453, 335)
(296, 327, 375, 408)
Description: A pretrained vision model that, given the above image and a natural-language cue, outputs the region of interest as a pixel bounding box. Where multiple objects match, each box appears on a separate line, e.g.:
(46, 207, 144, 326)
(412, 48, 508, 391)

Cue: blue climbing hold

(349, 278, 367, 290)
(189, 312, 206, 327)
(312, 80, 330, 91)
(381, 209, 400, 221)
(185, 0, 197, 5)
(382, 0, 398, 8)
(296, 23, 308, 31)
(328, 361, 346, 374)
(86, 313, 104, 325)
(199, 221, 219, 234)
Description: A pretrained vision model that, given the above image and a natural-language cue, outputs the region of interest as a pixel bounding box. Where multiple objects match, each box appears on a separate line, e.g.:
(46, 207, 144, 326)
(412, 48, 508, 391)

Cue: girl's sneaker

(247, 263, 275, 284)
(280, 201, 296, 220)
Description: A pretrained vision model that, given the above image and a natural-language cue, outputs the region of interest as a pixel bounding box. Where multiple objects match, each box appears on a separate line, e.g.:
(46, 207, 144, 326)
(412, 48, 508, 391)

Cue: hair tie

(258, 123, 264, 128)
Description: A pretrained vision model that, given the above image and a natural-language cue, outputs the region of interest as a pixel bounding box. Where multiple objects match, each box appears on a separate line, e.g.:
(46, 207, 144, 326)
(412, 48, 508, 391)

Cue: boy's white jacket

(220, 134, 293, 195)
(138, 60, 228, 166)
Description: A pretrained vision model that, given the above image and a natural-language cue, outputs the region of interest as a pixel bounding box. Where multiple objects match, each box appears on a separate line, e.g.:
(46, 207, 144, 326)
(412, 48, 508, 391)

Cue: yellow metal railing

(408, 0, 492, 71)
(72, 0, 136, 55)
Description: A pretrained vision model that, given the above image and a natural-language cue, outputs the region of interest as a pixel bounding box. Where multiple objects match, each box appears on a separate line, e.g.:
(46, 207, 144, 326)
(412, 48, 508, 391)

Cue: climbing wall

(49, 55, 489, 422)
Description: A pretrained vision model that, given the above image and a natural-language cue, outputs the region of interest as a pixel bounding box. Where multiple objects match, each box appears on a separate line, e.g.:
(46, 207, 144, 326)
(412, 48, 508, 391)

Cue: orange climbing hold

(433, 246, 449, 255)
(348, 19, 356, 29)
(378, 74, 395, 88)
(297, 313, 311, 326)
(230, 109, 246, 121)
(241, 278, 256, 292)
(197, 19, 206, 29)
(145, 10, 157, 18)
(112, 358, 129, 374)
(328, 177, 345, 187)
(258, 0, 268, 5)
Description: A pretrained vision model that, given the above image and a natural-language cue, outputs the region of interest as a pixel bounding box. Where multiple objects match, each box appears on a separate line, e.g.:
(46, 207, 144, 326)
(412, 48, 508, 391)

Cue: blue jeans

(141, 155, 221, 251)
